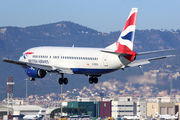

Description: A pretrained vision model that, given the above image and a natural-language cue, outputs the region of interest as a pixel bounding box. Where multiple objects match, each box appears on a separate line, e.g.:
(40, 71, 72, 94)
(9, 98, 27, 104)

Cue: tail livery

(106, 8, 138, 61)
(118, 7, 137, 51)
(155, 109, 160, 117)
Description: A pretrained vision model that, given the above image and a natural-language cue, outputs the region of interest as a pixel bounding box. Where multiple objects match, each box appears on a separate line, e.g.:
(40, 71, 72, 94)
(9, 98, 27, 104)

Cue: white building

(112, 97, 148, 119)
(147, 97, 176, 103)
(13, 100, 29, 105)
(118, 97, 138, 102)
(137, 98, 147, 118)
(62, 102, 68, 107)
(111, 101, 137, 118)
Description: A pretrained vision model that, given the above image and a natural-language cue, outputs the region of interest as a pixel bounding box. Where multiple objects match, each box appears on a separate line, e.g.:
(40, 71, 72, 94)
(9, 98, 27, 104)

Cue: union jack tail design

(118, 8, 138, 51)
(106, 8, 138, 61)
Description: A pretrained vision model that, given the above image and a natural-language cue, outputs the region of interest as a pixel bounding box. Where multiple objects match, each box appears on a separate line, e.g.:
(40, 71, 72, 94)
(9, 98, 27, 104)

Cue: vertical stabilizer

(155, 109, 160, 117)
(106, 8, 138, 51)
(137, 112, 141, 117)
(37, 109, 42, 118)
(175, 112, 179, 118)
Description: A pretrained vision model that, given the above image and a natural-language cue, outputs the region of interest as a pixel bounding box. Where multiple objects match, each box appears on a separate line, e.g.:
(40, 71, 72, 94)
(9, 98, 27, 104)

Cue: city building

(68, 101, 96, 117)
(111, 100, 137, 118)
(100, 101, 111, 118)
(147, 102, 175, 119)
(0, 105, 46, 119)
(137, 98, 147, 119)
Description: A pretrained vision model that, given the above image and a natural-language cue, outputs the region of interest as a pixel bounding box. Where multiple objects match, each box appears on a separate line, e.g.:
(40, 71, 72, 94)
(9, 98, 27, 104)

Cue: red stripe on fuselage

(24, 52, 34, 55)
(115, 42, 136, 61)
(123, 12, 137, 31)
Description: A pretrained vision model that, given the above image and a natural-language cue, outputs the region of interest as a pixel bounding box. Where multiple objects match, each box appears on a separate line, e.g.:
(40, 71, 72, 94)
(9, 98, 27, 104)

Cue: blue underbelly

(71, 68, 118, 75)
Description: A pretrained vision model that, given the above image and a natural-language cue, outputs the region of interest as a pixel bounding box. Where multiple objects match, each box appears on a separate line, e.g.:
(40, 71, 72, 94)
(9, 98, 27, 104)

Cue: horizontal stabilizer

(127, 55, 175, 67)
(137, 49, 175, 56)
(100, 49, 128, 56)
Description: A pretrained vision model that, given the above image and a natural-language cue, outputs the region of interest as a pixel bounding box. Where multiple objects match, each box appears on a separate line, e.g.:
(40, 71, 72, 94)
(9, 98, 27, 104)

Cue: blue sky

(0, 0, 180, 33)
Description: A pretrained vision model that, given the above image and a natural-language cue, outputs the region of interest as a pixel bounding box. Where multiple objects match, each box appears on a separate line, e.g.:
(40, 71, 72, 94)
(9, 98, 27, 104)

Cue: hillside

(0, 21, 179, 100)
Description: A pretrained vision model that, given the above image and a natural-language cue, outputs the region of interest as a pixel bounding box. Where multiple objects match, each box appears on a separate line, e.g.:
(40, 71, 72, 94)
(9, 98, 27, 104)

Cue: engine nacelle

(25, 67, 46, 78)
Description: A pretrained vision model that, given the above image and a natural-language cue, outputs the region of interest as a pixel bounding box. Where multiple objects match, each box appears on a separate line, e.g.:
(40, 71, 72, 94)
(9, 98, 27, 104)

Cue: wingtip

(3, 58, 8, 61)
(166, 55, 176, 57)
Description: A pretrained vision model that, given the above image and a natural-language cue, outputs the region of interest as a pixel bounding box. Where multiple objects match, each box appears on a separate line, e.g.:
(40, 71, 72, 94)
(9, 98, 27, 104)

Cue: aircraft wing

(3, 58, 74, 74)
(127, 55, 175, 67)
(3, 58, 28, 66)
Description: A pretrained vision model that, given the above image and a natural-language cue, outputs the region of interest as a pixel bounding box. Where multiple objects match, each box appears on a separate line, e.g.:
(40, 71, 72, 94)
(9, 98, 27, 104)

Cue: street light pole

(61, 84, 63, 116)
(24, 78, 28, 100)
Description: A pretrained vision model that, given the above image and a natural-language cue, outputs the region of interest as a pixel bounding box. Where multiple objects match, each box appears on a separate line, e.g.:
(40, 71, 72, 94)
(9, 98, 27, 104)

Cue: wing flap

(127, 55, 175, 67)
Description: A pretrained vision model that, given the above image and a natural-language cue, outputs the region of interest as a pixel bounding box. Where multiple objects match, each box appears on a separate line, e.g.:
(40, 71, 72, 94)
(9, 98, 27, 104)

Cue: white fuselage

(156, 114, 178, 119)
(23, 115, 39, 119)
(19, 46, 130, 76)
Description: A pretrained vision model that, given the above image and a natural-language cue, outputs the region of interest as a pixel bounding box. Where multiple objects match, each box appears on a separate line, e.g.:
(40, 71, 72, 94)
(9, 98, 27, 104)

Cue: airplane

(3, 8, 175, 85)
(121, 112, 140, 119)
(155, 109, 179, 119)
(23, 109, 42, 119)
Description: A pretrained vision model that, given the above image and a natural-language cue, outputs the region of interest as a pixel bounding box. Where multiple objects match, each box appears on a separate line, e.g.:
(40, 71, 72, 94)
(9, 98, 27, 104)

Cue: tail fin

(154, 109, 160, 118)
(106, 8, 138, 51)
(137, 112, 141, 117)
(155, 109, 159, 115)
(175, 112, 179, 117)
(37, 109, 42, 117)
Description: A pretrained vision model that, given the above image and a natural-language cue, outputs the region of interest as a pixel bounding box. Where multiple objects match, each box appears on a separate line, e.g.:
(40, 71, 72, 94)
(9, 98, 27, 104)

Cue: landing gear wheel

(30, 77, 35, 81)
(64, 78, 68, 84)
(94, 77, 98, 84)
(89, 77, 93, 84)
(58, 78, 64, 85)
(58, 74, 68, 85)
(89, 77, 98, 84)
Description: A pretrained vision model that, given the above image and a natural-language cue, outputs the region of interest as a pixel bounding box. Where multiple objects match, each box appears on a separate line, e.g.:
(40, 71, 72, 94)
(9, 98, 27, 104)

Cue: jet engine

(25, 67, 46, 78)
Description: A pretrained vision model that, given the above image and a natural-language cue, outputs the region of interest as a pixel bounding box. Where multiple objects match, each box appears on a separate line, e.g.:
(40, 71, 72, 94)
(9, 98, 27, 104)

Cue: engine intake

(25, 67, 46, 78)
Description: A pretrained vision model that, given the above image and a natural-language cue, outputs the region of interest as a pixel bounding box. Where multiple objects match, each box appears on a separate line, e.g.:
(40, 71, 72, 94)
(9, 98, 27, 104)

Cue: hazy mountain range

(0, 21, 179, 100)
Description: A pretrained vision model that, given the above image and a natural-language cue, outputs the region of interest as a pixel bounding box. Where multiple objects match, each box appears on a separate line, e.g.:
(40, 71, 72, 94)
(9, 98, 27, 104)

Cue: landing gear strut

(89, 76, 98, 84)
(30, 77, 35, 81)
(58, 74, 68, 85)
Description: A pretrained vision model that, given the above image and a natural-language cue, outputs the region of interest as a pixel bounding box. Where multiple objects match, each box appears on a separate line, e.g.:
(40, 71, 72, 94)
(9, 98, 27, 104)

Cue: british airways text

(28, 59, 49, 64)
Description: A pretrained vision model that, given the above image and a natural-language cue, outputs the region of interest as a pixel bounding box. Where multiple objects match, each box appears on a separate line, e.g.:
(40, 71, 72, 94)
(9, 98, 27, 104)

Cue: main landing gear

(58, 74, 68, 85)
(57, 74, 99, 85)
(89, 76, 98, 84)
